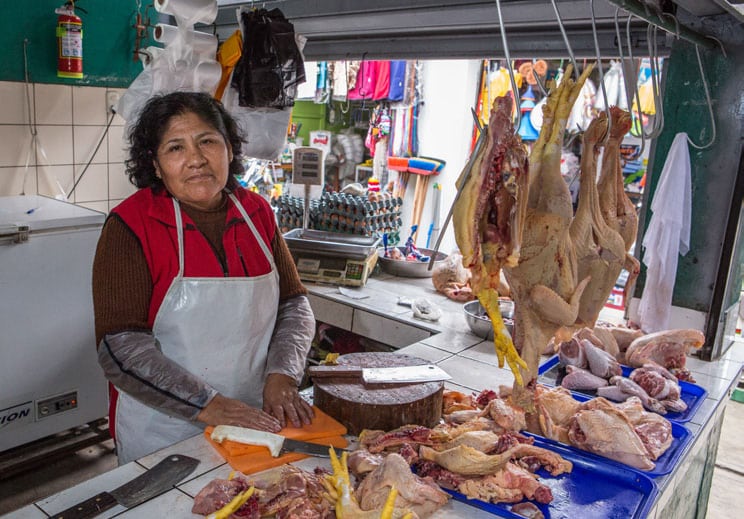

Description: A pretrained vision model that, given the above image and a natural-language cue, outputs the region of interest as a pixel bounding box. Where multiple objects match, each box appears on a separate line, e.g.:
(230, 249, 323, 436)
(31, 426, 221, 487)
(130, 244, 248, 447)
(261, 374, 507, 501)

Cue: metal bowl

(377, 247, 448, 278)
(463, 300, 515, 340)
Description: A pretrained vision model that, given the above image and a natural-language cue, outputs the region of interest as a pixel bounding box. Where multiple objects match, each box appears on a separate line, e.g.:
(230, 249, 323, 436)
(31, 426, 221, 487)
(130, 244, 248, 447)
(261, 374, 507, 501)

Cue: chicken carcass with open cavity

(452, 95, 530, 384)
(501, 64, 595, 395)
(598, 106, 641, 304)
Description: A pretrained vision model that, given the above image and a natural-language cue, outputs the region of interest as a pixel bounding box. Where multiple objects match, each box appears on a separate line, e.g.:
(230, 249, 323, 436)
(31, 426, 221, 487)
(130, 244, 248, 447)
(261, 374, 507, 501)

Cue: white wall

(0, 81, 136, 212)
(399, 59, 481, 254)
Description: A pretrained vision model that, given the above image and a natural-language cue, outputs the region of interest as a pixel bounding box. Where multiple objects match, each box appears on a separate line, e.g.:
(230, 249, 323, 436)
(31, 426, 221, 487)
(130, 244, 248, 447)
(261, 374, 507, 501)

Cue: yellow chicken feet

(478, 287, 527, 386)
(326, 447, 414, 519)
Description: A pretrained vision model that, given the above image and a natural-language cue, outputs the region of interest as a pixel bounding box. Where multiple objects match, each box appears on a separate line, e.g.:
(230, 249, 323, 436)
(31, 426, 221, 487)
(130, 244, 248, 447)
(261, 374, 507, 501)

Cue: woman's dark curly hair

(125, 92, 243, 190)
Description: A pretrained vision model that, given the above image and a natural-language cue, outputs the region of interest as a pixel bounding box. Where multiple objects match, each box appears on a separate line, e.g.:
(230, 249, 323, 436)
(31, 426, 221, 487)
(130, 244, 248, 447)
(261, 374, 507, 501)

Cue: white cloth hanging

(637, 132, 692, 332)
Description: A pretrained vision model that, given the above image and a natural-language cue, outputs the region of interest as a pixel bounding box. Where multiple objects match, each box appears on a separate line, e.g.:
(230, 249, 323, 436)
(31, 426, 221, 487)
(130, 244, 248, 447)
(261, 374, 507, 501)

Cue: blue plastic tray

(527, 418, 691, 477)
(537, 355, 708, 423)
(439, 436, 658, 519)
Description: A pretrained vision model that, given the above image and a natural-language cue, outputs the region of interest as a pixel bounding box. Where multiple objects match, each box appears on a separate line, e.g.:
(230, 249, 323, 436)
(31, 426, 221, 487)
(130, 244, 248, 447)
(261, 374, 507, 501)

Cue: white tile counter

(11, 273, 743, 518)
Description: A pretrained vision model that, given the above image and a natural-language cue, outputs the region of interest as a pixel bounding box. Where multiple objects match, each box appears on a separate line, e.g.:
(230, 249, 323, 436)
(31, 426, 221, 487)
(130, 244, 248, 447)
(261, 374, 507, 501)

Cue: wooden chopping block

(311, 352, 444, 435)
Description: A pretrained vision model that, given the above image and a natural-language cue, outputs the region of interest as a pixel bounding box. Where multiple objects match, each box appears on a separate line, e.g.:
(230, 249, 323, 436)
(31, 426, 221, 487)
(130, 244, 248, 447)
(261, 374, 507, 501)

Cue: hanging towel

(347, 60, 378, 100)
(388, 60, 406, 101)
(637, 132, 692, 332)
(373, 60, 391, 100)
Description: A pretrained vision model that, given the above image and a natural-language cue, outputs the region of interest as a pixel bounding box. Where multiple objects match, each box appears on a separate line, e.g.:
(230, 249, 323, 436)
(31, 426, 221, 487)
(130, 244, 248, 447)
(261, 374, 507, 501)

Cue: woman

(93, 92, 315, 464)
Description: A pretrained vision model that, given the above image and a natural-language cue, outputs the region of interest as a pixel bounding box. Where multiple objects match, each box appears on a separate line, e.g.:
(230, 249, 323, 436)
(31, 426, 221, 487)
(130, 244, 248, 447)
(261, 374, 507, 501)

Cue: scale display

(292, 146, 325, 186)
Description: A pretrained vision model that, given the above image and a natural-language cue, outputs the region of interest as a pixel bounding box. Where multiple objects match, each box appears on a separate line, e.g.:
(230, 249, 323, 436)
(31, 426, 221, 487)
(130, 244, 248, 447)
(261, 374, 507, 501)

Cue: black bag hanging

(231, 8, 306, 108)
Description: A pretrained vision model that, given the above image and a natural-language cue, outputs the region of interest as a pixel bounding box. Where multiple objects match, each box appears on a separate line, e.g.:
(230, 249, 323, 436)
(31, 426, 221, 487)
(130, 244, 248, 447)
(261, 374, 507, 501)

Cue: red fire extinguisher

(56, 1, 83, 79)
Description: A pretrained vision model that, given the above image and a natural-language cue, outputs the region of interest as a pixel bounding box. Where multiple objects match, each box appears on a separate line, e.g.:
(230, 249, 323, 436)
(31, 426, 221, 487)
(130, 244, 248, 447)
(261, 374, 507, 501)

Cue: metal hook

(550, 0, 580, 80)
(645, 23, 664, 139)
(624, 14, 647, 156)
(686, 45, 716, 150)
(589, 0, 612, 147)
(531, 59, 548, 97)
(494, 0, 521, 132)
(339, 55, 351, 114)
(614, 10, 645, 159)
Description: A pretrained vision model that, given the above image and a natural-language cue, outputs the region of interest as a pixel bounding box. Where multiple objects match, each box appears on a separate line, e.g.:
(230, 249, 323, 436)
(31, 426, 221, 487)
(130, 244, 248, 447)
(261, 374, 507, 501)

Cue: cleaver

(51, 454, 199, 519)
(211, 425, 348, 458)
(307, 364, 451, 384)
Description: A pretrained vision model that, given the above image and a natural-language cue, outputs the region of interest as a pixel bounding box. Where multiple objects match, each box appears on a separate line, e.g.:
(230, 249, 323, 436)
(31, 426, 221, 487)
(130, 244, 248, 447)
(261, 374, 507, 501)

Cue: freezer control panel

(36, 391, 78, 420)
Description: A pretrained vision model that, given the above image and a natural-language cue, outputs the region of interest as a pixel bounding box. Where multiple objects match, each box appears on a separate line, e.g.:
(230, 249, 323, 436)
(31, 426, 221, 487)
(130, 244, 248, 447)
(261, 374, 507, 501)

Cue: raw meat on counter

(533, 385, 673, 470)
(553, 326, 692, 414)
(625, 328, 705, 382)
(192, 465, 333, 518)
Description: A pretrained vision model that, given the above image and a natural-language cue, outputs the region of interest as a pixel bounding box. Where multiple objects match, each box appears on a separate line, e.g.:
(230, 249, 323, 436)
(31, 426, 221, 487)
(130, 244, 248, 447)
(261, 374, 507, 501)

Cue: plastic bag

(221, 78, 292, 160)
(231, 7, 305, 108)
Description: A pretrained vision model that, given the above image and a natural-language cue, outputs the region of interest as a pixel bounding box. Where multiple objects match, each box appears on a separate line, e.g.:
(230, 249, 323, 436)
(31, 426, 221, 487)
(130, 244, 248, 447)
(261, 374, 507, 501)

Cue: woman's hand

(197, 393, 281, 432)
(263, 373, 314, 428)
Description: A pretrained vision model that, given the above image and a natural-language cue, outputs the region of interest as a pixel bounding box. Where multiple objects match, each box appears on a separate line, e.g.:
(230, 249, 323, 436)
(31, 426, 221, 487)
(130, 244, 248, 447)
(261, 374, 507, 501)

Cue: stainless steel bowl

(377, 247, 448, 278)
(463, 300, 515, 340)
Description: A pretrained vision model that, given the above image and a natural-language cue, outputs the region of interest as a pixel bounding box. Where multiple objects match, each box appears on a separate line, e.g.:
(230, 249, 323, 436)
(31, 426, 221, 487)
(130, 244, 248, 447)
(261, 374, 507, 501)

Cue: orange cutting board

(204, 406, 348, 474)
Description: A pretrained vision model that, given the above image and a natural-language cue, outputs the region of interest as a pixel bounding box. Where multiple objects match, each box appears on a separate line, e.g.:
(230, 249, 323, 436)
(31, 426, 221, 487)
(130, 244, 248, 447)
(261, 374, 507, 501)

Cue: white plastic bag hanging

(637, 133, 692, 332)
(594, 60, 627, 111)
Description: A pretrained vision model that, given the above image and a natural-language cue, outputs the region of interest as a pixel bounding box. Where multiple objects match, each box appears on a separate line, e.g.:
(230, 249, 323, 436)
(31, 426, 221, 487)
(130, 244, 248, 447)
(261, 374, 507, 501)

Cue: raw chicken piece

(534, 385, 581, 444)
(582, 339, 622, 378)
(625, 329, 705, 376)
(577, 326, 620, 360)
(355, 453, 449, 518)
(433, 430, 502, 453)
(615, 397, 673, 460)
(442, 390, 477, 413)
(629, 365, 682, 402)
(458, 463, 553, 504)
(479, 397, 527, 432)
(595, 384, 632, 402)
(599, 324, 644, 354)
(419, 443, 572, 477)
(363, 424, 433, 453)
(431, 252, 475, 302)
(452, 96, 530, 384)
(557, 337, 587, 368)
(569, 113, 626, 327)
(603, 376, 667, 415)
(348, 449, 384, 478)
(443, 409, 482, 424)
(561, 365, 609, 391)
(568, 405, 655, 470)
(512, 501, 546, 519)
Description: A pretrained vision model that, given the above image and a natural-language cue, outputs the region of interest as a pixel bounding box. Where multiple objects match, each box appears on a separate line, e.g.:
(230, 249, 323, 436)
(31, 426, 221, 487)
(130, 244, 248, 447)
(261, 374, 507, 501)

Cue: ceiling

(212, 1, 740, 60)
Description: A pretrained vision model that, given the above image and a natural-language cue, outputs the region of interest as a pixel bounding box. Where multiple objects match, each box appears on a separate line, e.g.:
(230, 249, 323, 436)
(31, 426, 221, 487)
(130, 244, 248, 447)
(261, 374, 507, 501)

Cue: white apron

(115, 193, 279, 464)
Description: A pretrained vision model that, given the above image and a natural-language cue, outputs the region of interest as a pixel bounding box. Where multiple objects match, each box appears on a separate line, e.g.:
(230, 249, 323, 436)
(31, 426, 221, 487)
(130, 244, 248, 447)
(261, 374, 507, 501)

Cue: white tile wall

(34, 83, 72, 125)
(0, 81, 129, 212)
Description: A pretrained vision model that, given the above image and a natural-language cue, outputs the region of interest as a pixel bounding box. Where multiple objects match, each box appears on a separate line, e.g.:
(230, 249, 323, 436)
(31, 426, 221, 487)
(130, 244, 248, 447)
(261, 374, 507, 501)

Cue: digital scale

(284, 229, 379, 286)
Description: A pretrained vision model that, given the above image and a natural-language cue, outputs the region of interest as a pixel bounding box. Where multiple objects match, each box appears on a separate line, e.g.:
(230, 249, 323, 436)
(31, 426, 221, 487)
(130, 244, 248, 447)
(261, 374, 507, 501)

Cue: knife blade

(211, 425, 347, 458)
(51, 454, 199, 519)
(307, 364, 451, 384)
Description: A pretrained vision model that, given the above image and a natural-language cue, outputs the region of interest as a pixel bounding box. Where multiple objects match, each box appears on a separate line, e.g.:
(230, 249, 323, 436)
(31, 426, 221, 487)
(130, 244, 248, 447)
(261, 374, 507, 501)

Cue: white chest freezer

(0, 195, 107, 452)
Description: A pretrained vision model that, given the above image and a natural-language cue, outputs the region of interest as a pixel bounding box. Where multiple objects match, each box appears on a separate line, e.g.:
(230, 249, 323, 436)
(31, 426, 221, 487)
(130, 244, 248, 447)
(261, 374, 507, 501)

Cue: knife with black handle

(51, 454, 199, 519)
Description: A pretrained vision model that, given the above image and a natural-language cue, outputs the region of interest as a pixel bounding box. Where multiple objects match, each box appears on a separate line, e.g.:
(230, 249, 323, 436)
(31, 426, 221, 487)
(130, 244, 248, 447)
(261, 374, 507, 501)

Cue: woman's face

(153, 111, 233, 210)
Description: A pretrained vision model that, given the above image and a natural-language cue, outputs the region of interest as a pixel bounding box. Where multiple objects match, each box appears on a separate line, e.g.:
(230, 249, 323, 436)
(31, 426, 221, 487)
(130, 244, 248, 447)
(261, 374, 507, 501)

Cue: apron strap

(227, 192, 276, 269)
(171, 197, 185, 278)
